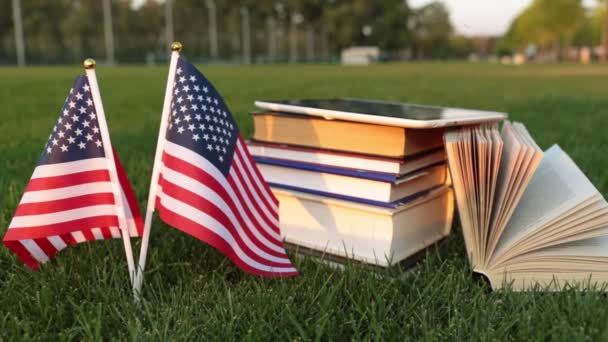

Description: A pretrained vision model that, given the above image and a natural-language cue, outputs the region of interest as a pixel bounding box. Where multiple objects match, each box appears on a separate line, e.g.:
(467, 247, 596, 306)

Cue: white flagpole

(84, 58, 136, 284)
(133, 42, 181, 297)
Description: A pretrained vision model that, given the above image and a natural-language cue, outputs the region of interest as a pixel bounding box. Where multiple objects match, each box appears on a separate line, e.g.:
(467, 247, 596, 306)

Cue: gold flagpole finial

(83, 58, 96, 70)
(171, 41, 183, 52)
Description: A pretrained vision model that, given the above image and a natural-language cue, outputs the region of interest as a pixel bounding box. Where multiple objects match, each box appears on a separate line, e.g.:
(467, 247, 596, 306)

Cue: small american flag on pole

(140, 55, 297, 278)
(3, 74, 143, 270)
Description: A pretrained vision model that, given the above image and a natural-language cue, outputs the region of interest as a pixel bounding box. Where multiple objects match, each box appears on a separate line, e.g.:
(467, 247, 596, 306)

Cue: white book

(247, 141, 446, 175)
(273, 186, 455, 266)
(257, 163, 447, 204)
(445, 122, 608, 290)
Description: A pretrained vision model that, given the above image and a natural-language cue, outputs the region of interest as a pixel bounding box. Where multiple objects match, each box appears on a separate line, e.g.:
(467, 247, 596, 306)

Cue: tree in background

(366, 0, 413, 53)
(113, 0, 163, 63)
(0, 0, 462, 64)
(3, 1, 73, 63)
(410, 1, 452, 59)
(572, 5, 605, 48)
(449, 34, 475, 59)
(322, 0, 412, 53)
(505, 0, 585, 61)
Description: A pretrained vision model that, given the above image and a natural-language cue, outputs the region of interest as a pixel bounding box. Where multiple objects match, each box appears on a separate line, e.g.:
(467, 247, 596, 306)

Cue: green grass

(1, 62, 608, 340)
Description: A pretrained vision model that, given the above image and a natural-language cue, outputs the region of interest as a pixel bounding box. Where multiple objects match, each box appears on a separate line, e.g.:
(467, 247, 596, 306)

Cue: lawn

(1, 62, 608, 340)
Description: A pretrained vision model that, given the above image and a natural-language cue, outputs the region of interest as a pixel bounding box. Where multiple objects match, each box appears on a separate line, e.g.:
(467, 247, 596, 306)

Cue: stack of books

(246, 107, 455, 266)
(245, 97, 608, 290)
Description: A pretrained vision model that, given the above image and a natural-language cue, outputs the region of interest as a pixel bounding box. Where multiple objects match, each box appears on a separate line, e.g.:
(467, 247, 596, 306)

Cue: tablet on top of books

(255, 98, 507, 128)
(445, 122, 608, 290)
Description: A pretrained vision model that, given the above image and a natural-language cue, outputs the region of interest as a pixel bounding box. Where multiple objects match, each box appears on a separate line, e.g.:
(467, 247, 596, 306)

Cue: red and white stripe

(112, 149, 144, 237)
(156, 135, 298, 276)
(3, 154, 143, 270)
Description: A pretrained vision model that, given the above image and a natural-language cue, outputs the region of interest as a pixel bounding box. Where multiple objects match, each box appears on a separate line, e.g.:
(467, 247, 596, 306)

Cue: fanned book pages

(445, 122, 608, 290)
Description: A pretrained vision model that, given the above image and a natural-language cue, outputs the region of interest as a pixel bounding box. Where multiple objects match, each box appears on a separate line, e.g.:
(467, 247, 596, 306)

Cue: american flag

(155, 57, 297, 276)
(3, 75, 143, 270)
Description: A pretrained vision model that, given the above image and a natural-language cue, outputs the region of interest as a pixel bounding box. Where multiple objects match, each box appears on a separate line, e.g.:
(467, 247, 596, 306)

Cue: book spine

(269, 183, 440, 208)
(255, 156, 398, 182)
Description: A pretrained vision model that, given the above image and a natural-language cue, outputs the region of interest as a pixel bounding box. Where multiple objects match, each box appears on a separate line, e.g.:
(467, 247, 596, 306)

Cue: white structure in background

(206, 0, 218, 59)
(580, 47, 591, 64)
(240, 7, 251, 64)
(11, 0, 25, 66)
(266, 17, 277, 62)
(290, 12, 304, 63)
(500, 55, 512, 64)
(102, 0, 115, 65)
(165, 0, 174, 51)
(513, 53, 526, 65)
(341, 46, 380, 65)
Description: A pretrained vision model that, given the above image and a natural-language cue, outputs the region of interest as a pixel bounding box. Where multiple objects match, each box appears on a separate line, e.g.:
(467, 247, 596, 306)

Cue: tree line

(4, 0, 604, 65)
(500, 0, 608, 62)
(0, 0, 466, 65)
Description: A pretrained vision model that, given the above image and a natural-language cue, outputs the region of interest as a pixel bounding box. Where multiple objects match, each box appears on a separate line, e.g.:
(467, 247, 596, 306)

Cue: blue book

(256, 159, 447, 204)
(269, 183, 442, 208)
(254, 156, 445, 183)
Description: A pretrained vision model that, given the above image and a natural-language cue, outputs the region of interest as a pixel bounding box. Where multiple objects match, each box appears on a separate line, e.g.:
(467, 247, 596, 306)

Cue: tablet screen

(265, 98, 500, 121)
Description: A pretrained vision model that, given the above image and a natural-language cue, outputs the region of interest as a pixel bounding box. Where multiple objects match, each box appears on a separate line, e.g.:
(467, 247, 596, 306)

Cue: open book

(445, 122, 608, 290)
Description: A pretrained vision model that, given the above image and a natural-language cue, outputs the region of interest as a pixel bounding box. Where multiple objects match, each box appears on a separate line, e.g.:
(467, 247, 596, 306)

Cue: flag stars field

(44, 82, 103, 158)
(166, 63, 238, 170)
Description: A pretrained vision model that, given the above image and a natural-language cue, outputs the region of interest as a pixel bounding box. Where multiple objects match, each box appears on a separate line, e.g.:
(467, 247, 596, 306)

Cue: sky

(409, 0, 599, 36)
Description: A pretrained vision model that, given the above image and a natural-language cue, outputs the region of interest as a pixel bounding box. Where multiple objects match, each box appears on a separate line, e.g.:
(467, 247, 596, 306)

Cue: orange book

(252, 112, 444, 158)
